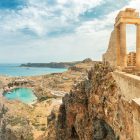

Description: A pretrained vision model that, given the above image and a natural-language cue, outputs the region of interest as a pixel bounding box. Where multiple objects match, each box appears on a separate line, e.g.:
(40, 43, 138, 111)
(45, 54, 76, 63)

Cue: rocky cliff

(52, 63, 134, 140)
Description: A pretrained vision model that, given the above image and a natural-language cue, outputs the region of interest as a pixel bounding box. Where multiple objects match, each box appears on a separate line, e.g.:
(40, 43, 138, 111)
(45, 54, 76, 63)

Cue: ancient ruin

(127, 52, 136, 66)
(54, 8, 140, 140)
(103, 8, 140, 71)
(38, 8, 140, 140)
(102, 8, 140, 140)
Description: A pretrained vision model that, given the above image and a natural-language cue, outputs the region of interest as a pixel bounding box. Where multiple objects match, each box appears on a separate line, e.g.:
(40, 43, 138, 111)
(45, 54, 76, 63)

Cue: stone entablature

(115, 8, 139, 26)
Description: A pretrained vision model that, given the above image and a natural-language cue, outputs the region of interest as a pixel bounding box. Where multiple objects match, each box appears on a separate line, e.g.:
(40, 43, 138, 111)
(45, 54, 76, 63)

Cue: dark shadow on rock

(93, 118, 118, 140)
(71, 125, 79, 140)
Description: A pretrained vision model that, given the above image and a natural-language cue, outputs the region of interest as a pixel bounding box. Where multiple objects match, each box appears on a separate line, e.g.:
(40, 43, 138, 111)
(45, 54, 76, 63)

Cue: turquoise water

(0, 64, 67, 76)
(4, 88, 37, 104)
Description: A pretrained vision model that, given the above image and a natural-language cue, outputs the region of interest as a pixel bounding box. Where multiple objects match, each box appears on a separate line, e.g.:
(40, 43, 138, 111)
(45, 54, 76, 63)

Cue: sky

(0, 0, 140, 63)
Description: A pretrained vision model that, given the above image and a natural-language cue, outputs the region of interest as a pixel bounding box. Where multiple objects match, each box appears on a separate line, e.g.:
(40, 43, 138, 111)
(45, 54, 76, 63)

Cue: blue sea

(0, 64, 67, 77)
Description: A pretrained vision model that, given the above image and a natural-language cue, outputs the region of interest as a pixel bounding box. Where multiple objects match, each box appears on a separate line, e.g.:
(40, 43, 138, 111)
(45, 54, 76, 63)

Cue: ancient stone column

(120, 23, 127, 67)
(115, 27, 120, 66)
(136, 24, 140, 70)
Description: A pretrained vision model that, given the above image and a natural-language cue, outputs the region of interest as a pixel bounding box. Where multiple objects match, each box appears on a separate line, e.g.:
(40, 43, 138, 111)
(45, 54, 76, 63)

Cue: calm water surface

(4, 88, 37, 104)
(0, 64, 67, 76)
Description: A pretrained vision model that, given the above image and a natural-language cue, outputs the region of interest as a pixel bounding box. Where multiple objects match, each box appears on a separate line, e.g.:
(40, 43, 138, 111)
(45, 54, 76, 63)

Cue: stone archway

(115, 8, 140, 69)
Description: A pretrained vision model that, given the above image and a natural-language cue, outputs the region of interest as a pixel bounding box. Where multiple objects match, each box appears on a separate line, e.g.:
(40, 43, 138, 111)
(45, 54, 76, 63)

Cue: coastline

(20, 61, 81, 68)
(0, 63, 67, 77)
(0, 60, 95, 139)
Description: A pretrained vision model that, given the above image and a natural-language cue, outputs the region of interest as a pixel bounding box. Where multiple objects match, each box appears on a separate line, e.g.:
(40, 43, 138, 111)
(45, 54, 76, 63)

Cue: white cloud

(57, 0, 102, 15)
(124, 0, 140, 11)
(0, 0, 103, 36)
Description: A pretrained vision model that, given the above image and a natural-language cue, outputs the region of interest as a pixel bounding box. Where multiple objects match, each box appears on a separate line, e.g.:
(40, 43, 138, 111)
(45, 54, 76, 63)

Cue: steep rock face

(56, 63, 133, 140)
(102, 30, 117, 67)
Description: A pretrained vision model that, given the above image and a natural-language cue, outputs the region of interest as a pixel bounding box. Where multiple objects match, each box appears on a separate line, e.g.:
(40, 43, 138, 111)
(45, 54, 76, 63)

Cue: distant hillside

(20, 59, 94, 68)
(20, 61, 81, 68)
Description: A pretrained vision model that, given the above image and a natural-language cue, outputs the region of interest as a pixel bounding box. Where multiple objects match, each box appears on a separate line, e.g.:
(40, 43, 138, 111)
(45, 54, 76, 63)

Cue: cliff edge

(47, 63, 134, 140)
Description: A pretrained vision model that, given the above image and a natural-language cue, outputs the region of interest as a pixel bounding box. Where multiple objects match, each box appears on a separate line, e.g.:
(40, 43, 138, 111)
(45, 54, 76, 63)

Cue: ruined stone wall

(103, 30, 117, 68)
(113, 71, 140, 101)
(113, 71, 140, 140)
(56, 63, 134, 140)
